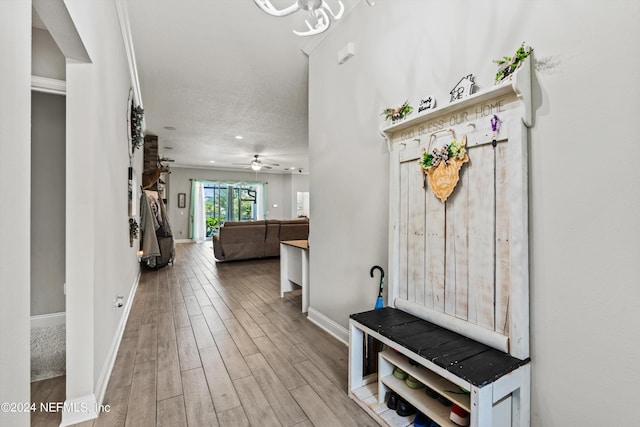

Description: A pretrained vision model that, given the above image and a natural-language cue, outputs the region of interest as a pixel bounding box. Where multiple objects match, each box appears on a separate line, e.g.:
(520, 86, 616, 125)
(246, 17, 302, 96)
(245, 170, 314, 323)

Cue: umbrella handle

(370, 265, 385, 297)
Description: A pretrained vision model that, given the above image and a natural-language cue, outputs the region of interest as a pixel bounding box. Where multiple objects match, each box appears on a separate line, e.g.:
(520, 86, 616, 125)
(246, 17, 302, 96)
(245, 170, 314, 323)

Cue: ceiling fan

(233, 154, 280, 171)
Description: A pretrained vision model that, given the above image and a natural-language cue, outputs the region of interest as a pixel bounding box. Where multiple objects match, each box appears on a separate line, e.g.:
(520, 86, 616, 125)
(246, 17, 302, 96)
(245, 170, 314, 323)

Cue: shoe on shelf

(405, 375, 425, 389)
(386, 392, 398, 410)
(425, 386, 439, 399)
(393, 367, 408, 380)
(450, 404, 470, 426)
(395, 398, 417, 417)
(413, 411, 435, 427)
(437, 394, 452, 406)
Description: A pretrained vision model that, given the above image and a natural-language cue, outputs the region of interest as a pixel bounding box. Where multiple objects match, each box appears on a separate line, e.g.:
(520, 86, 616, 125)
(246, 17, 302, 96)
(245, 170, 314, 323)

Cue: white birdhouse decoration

(449, 74, 475, 103)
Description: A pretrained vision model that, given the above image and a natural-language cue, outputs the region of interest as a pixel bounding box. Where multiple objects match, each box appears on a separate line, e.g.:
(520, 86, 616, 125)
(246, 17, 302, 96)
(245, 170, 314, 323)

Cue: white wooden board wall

(384, 57, 532, 359)
(397, 139, 509, 334)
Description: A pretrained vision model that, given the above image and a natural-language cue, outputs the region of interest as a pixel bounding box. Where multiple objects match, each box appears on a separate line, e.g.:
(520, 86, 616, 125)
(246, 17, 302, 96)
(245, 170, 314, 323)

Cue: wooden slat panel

(398, 162, 410, 300)
(424, 189, 445, 311)
(445, 164, 470, 320)
(466, 144, 496, 330)
(407, 165, 425, 306)
(495, 142, 510, 335)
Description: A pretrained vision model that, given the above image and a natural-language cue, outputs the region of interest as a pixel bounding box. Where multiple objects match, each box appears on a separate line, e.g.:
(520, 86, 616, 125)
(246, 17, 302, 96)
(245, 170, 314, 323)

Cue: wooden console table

(280, 240, 309, 313)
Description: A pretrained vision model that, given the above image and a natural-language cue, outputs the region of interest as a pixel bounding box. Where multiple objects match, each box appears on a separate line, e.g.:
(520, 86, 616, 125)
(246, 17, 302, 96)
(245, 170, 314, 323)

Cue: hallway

(31, 242, 374, 426)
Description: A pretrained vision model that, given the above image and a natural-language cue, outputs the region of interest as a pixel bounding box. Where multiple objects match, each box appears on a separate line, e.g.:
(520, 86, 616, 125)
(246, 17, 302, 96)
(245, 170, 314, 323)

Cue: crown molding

(31, 75, 66, 95)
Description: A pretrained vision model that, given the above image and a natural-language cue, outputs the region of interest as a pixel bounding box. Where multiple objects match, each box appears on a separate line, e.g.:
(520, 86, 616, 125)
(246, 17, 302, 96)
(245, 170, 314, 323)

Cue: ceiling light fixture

(235, 135, 243, 140)
(254, 0, 344, 37)
(251, 155, 264, 171)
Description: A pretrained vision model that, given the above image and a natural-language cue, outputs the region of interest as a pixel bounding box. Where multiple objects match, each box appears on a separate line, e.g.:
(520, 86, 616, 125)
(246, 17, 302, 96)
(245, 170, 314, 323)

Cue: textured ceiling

(123, 0, 357, 173)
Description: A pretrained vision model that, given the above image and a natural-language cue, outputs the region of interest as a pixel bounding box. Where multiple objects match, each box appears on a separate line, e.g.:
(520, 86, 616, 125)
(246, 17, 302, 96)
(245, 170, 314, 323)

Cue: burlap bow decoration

(419, 131, 469, 202)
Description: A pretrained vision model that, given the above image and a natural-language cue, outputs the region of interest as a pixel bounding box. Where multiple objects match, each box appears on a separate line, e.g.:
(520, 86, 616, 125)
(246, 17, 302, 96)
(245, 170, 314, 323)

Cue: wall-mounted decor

(129, 217, 138, 247)
(128, 166, 137, 217)
(449, 74, 475, 102)
(419, 130, 469, 202)
(177, 193, 186, 209)
(127, 88, 144, 155)
(382, 101, 413, 123)
(253, 0, 345, 37)
(494, 43, 532, 83)
(350, 55, 534, 426)
(418, 97, 436, 113)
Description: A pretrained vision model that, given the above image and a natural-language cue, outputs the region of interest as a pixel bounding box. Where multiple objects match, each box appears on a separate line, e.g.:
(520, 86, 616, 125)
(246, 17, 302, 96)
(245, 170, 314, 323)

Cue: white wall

(0, 2, 31, 425)
(31, 91, 66, 316)
(167, 167, 304, 239)
(32, 27, 66, 80)
(63, 0, 142, 423)
(31, 25, 67, 318)
(285, 172, 309, 218)
(308, 1, 640, 426)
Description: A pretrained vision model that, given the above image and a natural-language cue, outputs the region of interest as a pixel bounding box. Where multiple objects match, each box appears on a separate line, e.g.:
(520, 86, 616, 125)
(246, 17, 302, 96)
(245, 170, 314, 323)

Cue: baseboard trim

(174, 238, 192, 243)
(59, 394, 98, 427)
(94, 271, 141, 408)
(307, 307, 349, 345)
(30, 311, 65, 329)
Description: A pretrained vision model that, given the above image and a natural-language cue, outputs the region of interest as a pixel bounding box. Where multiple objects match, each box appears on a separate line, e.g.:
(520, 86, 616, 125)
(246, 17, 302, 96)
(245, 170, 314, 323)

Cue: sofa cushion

(264, 220, 281, 257)
(279, 218, 309, 241)
(222, 220, 265, 227)
(216, 224, 266, 260)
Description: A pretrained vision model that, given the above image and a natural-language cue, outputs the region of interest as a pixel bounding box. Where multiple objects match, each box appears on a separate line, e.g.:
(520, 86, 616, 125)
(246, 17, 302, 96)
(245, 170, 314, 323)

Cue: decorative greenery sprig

(420, 140, 467, 171)
(382, 101, 413, 122)
(494, 43, 532, 83)
(131, 104, 144, 151)
(129, 217, 139, 239)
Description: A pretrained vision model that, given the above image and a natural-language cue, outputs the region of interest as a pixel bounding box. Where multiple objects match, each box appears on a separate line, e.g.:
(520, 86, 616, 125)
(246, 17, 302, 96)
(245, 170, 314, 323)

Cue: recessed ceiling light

(209, 160, 215, 163)
(289, 167, 296, 170)
(164, 146, 174, 150)
(163, 126, 176, 131)
(234, 135, 243, 140)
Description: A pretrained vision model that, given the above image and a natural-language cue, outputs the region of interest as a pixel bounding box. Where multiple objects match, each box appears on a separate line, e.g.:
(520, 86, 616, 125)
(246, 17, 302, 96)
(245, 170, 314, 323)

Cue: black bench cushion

(350, 307, 530, 387)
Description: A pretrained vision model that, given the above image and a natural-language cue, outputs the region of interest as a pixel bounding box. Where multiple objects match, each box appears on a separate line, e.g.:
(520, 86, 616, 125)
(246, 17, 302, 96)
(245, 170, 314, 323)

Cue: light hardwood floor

(31, 242, 376, 427)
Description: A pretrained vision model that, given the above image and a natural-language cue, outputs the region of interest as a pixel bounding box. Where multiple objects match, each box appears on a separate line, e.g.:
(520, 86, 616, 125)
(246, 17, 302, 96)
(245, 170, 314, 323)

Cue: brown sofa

(213, 218, 309, 261)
